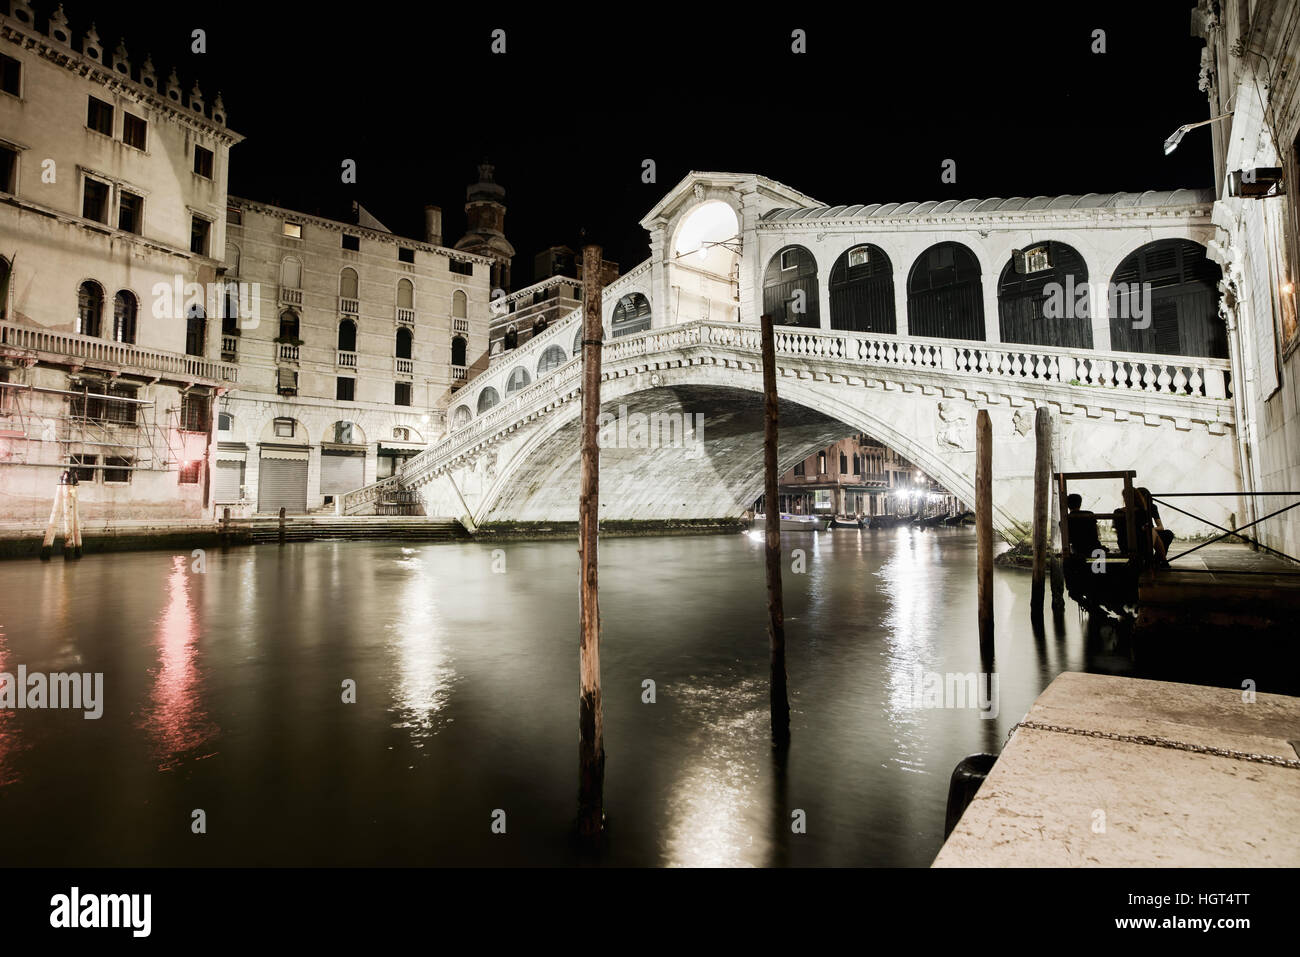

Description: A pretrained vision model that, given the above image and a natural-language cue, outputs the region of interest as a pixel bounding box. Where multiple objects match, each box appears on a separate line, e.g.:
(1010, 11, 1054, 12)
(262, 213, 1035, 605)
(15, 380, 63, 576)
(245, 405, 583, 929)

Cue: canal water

(0, 527, 1240, 866)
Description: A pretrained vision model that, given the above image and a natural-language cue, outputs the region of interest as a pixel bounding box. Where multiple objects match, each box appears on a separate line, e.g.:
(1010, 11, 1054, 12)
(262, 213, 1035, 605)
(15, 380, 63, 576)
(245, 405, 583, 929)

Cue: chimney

(424, 205, 442, 246)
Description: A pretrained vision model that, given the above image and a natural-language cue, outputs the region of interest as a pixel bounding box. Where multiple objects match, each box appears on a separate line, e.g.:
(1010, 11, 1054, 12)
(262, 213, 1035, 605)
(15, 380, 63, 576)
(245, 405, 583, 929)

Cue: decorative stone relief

(936, 400, 973, 452)
(1013, 406, 1034, 437)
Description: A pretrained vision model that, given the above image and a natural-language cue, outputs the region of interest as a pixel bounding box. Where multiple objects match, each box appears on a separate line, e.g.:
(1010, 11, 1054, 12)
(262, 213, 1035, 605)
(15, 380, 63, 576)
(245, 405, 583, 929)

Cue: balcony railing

(395, 357, 414, 376)
(278, 343, 300, 361)
(279, 286, 303, 306)
(0, 320, 238, 383)
(339, 297, 359, 316)
(221, 335, 239, 359)
(453, 318, 469, 334)
(397, 307, 416, 326)
(337, 349, 358, 369)
(451, 364, 467, 381)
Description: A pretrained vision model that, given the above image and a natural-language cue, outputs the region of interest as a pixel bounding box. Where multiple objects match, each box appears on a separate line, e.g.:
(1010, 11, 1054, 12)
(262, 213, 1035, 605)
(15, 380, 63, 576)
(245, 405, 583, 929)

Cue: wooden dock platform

(1139, 541, 1300, 630)
(933, 672, 1300, 867)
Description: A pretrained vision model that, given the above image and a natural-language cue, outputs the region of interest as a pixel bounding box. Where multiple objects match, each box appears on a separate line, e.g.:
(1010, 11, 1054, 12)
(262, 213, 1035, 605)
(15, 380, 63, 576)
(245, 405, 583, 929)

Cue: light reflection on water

(0, 528, 1129, 866)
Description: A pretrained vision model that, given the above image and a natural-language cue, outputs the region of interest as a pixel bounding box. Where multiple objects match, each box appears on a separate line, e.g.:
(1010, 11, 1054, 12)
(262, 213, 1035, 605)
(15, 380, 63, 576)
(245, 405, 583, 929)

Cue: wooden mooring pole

(976, 409, 994, 659)
(1030, 407, 1051, 614)
(577, 243, 606, 841)
(278, 506, 286, 546)
(760, 312, 791, 749)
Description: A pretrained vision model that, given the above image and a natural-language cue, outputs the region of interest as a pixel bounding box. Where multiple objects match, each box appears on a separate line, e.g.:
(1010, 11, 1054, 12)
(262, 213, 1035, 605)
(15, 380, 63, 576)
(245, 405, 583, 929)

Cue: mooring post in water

(1030, 406, 1051, 613)
(577, 242, 606, 841)
(40, 477, 64, 561)
(60, 474, 74, 562)
(760, 312, 791, 749)
(69, 482, 82, 559)
(976, 409, 993, 658)
(222, 507, 231, 548)
(1049, 427, 1065, 612)
(278, 506, 286, 546)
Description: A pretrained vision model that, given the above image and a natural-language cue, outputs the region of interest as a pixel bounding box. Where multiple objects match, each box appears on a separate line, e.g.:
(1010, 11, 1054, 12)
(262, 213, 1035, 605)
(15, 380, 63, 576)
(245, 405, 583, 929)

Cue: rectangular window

(122, 112, 147, 150)
(104, 384, 138, 425)
(449, 259, 473, 276)
(118, 190, 142, 234)
(398, 247, 415, 264)
(283, 222, 302, 239)
(193, 145, 214, 178)
(70, 454, 98, 483)
(793, 461, 805, 476)
(0, 144, 16, 193)
(178, 460, 201, 484)
(394, 382, 412, 406)
(180, 392, 211, 433)
(87, 96, 113, 135)
(102, 456, 132, 483)
(226, 205, 243, 225)
(273, 417, 296, 438)
(190, 215, 211, 255)
(82, 177, 110, 223)
(840, 453, 848, 473)
(0, 52, 20, 97)
(336, 377, 355, 401)
(342, 234, 359, 251)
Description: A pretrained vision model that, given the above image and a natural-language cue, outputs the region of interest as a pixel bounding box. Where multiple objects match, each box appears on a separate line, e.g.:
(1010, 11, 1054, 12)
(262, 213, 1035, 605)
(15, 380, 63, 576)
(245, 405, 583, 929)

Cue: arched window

(829, 245, 895, 333)
(537, 344, 567, 375)
(506, 365, 531, 394)
(222, 282, 240, 335)
(280, 257, 302, 289)
(1109, 240, 1225, 358)
(77, 280, 104, 337)
(397, 278, 414, 310)
(996, 242, 1092, 349)
(763, 246, 820, 328)
(452, 405, 471, 428)
(452, 289, 467, 319)
(185, 303, 206, 357)
(503, 326, 518, 350)
(477, 386, 499, 414)
(573, 327, 587, 355)
(113, 290, 137, 344)
(611, 292, 652, 337)
(532, 318, 548, 337)
(338, 319, 357, 352)
(225, 242, 240, 274)
(907, 242, 985, 341)
(278, 310, 299, 341)
(396, 326, 413, 360)
(339, 267, 359, 299)
(451, 335, 467, 367)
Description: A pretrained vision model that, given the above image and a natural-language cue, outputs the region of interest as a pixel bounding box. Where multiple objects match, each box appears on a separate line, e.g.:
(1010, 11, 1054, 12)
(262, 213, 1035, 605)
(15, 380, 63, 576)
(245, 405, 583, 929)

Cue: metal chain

(1006, 720, 1300, 769)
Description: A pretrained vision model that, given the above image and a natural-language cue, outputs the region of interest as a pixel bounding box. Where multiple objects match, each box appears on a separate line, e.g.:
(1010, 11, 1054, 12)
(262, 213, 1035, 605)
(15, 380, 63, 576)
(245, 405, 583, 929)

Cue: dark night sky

(45, 1, 1213, 283)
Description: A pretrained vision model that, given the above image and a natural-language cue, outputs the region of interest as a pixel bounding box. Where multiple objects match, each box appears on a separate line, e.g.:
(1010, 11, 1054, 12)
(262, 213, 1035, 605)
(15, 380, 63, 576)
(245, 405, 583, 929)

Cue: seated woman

(1065, 493, 1104, 557)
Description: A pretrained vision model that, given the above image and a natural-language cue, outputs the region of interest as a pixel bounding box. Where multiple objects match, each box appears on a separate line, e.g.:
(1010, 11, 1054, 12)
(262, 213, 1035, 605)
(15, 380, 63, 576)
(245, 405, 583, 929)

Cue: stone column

(894, 271, 910, 336)
(981, 274, 1001, 343)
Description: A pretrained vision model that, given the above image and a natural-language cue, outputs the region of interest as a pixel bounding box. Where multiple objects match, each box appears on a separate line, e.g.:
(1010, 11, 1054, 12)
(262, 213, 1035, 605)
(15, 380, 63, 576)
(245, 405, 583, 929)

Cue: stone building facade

(0, 1, 240, 522)
(771, 436, 959, 518)
(1193, 0, 1300, 559)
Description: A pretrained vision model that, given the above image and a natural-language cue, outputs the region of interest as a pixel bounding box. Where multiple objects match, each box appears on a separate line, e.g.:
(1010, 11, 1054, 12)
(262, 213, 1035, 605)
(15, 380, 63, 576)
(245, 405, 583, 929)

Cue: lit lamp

(1163, 112, 1233, 155)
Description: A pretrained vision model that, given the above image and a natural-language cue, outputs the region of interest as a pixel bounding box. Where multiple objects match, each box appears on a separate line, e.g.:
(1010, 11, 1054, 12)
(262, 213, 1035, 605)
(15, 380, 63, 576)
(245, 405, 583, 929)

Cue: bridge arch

(537, 344, 567, 376)
(476, 386, 500, 414)
(907, 241, 985, 341)
(829, 244, 896, 333)
(997, 241, 1092, 348)
(1108, 239, 1226, 358)
(452, 404, 471, 429)
(611, 292, 652, 337)
(763, 245, 820, 328)
(505, 365, 531, 395)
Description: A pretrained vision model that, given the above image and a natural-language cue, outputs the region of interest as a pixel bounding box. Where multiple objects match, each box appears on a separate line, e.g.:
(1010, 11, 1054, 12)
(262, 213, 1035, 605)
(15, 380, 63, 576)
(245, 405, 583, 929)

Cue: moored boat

(755, 512, 830, 532)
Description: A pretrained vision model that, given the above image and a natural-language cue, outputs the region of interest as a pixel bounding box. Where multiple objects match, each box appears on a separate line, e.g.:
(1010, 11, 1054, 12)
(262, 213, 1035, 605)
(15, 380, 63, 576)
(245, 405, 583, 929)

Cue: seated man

(1065, 493, 1104, 558)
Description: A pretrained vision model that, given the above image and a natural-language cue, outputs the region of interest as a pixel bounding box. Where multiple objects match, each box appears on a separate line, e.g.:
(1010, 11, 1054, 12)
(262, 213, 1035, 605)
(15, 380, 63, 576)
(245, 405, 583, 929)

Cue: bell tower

(454, 162, 516, 293)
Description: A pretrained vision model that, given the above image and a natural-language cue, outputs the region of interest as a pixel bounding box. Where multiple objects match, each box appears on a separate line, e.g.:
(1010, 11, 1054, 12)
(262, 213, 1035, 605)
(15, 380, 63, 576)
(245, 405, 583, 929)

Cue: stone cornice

(757, 206, 1216, 232)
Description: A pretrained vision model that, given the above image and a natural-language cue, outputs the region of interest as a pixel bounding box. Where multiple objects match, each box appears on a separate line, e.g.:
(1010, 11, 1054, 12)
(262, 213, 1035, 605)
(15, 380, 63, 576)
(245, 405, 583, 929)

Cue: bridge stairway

(245, 517, 466, 545)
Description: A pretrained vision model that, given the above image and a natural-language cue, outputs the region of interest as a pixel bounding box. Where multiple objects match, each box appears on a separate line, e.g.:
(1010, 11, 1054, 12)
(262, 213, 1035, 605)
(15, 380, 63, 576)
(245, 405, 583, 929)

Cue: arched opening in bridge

(537, 345, 566, 375)
(477, 386, 499, 414)
(764, 245, 820, 328)
(452, 404, 471, 429)
(672, 200, 741, 323)
(1108, 240, 1226, 358)
(612, 293, 652, 337)
(908, 242, 984, 341)
(829, 244, 895, 333)
(506, 365, 531, 395)
(997, 241, 1092, 348)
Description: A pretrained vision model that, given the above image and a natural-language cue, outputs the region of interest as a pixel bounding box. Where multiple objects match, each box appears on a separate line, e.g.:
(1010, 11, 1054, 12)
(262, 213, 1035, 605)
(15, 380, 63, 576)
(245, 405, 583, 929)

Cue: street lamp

(1163, 112, 1233, 155)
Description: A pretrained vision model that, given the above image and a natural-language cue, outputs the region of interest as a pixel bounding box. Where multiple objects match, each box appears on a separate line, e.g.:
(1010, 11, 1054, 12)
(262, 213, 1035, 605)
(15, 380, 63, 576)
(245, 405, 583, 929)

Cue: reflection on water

(385, 549, 458, 743)
(0, 528, 1201, 866)
(138, 555, 217, 770)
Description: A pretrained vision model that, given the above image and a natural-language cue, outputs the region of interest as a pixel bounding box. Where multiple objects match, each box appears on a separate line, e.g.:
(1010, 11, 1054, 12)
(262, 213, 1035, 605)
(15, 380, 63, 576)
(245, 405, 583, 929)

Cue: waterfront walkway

(934, 672, 1300, 866)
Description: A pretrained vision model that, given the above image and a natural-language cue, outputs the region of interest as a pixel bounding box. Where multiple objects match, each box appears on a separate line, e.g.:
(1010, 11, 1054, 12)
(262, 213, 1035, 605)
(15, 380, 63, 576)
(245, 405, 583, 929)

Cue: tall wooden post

(1030, 407, 1051, 613)
(760, 313, 791, 748)
(40, 483, 63, 561)
(69, 483, 82, 559)
(278, 506, 286, 546)
(976, 409, 993, 659)
(577, 243, 606, 840)
(60, 478, 74, 562)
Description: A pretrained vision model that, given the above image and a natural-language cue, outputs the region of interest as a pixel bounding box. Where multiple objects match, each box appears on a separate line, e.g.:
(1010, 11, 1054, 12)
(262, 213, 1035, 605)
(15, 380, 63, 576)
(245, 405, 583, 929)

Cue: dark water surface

(0, 528, 1147, 866)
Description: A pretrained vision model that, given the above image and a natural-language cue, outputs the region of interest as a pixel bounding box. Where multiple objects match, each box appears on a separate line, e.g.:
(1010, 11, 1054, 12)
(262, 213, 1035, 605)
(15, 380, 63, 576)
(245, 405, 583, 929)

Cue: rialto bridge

(342, 172, 1241, 540)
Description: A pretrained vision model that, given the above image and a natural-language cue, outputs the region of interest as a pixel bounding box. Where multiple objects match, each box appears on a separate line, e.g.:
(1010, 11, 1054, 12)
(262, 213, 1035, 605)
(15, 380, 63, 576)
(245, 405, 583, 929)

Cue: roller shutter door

(213, 460, 244, 502)
(320, 449, 365, 495)
(257, 450, 308, 513)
